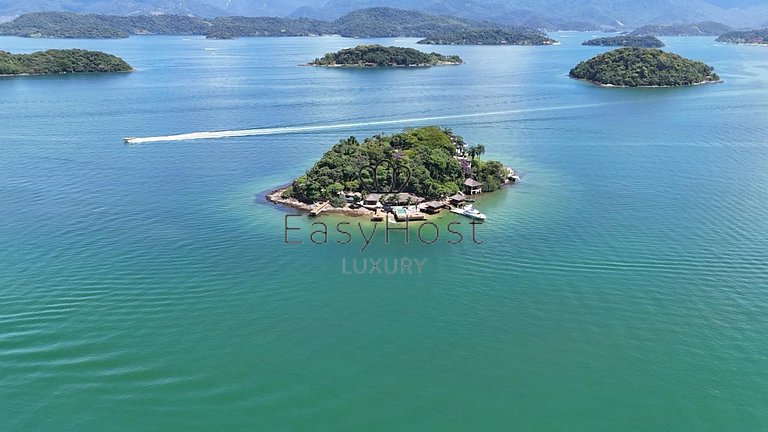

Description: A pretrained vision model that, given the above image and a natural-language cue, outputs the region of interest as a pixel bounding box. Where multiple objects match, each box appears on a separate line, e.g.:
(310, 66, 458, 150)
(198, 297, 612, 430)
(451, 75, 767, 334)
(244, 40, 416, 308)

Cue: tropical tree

(467, 144, 485, 161)
(474, 144, 485, 159)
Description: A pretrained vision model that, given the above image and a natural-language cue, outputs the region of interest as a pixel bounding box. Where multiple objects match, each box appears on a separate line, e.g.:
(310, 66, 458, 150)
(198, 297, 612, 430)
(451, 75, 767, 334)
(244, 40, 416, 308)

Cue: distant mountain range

(289, 0, 768, 29)
(0, 8, 549, 40)
(0, 0, 224, 19)
(0, 0, 767, 29)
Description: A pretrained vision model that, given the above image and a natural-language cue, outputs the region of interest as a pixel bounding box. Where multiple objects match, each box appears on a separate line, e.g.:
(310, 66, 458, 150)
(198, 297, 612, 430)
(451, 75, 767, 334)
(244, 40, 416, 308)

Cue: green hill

(629, 21, 732, 36)
(332, 7, 505, 38)
(0, 49, 132, 75)
(0, 8, 544, 40)
(716, 28, 768, 45)
(309, 45, 462, 68)
(205, 16, 333, 39)
(417, 29, 557, 45)
(288, 0, 768, 29)
(284, 126, 507, 204)
(569, 47, 720, 87)
(0, 12, 212, 38)
(583, 35, 665, 48)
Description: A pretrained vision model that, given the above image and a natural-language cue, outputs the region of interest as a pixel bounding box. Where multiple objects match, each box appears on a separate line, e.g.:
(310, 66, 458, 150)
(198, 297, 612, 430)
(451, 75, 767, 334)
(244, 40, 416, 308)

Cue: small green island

(309, 45, 462, 67)
(0, 49, 132, 76)
(569, 47, 720, 87)
(582, 35, 664, 48)
(716, 29, 768, 46)
(417, 29, 558, 45)
(267, 126, 518, 220)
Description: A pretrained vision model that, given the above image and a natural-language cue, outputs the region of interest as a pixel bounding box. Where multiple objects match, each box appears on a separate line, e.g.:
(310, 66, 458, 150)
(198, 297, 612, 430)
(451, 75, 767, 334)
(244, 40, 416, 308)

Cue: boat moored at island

(450, 204, 487, 221)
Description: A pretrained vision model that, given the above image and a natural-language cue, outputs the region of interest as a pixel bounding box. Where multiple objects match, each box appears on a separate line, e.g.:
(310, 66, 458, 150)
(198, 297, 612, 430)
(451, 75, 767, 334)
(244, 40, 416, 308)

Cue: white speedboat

(450, 204, 487, 221)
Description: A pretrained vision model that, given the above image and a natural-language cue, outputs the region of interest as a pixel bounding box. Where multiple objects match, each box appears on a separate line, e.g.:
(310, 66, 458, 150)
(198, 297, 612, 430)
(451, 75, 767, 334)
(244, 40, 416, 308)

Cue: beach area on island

(265, 187, 374, 217)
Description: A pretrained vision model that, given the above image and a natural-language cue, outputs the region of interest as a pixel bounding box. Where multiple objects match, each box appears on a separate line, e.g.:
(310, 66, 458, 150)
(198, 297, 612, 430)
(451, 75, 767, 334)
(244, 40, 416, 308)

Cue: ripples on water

(1, 34, 767, 430)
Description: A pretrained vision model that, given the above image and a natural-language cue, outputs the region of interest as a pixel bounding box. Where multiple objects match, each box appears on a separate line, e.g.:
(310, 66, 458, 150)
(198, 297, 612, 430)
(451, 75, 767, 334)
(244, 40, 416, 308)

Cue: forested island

(569, 48, 720, 87)
(716, 29, 768, 46)
(583, 35, 664, 48)
(309, 45, 462, 67)
(417, 29, 557, 45)
(273, 126, 509, 208)
(0, 8, 539, 40)
(629, 21, 732, 36)
(0, 49, 132, 76)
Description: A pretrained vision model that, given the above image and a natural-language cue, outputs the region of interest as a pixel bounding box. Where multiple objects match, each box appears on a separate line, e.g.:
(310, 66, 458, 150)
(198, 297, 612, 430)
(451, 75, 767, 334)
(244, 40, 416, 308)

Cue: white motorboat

(450, 204, 487, 221)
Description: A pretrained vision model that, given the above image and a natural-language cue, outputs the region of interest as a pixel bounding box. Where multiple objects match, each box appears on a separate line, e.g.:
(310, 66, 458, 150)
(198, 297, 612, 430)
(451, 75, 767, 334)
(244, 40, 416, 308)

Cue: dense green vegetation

(0, 12, 211, 38)
(310, 45, 461, 67)
(205, 16, 333, 39)
(629, 21, 732, 36)
(292, 0, 766, 30)
(283, 127, 507, 203)
(331, 7, 505, 38)
(1, 0, 765, 30)
(583, 35, 664, 48)
(0, 8, 541, 40)
(417, 29, 557, 45)
(0, 49, 132, 75)
(717, 28, 768, 45)
(569, 48, 720, 87)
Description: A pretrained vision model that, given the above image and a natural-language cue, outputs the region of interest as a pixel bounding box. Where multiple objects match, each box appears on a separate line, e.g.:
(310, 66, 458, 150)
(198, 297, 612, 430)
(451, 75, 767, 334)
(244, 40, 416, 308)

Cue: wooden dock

(309, 202, 329, 217)
(370, 209, 384, 222)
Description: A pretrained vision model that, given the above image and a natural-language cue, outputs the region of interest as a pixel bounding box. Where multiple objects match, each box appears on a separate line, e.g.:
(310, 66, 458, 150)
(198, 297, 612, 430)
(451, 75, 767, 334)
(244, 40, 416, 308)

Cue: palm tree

(467, 146, 477, 160)
(474, 144, 485, 159)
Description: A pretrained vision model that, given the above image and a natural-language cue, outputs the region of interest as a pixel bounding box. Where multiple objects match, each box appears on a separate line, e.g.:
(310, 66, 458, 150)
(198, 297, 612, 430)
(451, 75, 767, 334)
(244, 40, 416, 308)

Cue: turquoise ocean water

(1, 33, 767, 430)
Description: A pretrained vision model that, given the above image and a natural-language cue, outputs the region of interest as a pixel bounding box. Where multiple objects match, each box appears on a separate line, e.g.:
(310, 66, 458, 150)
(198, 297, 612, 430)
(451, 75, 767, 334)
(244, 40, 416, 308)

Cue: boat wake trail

(124, 103, 619, 144)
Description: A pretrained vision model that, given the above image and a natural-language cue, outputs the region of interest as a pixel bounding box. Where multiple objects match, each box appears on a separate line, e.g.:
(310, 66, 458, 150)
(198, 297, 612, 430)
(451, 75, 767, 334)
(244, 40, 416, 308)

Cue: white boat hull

(450, 207, 487, 221)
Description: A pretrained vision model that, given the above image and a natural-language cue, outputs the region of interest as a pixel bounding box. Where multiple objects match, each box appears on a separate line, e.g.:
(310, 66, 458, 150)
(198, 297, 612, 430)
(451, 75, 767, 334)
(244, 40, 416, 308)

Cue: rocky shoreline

(265, 187, 374, 217)
(304, 61, 461, 68)
(570, 76, 722, 88)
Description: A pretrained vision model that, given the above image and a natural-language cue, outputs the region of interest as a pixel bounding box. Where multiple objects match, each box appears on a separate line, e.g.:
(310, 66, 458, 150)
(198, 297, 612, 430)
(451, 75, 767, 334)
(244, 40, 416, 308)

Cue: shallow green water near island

(1, 33, 767, 430)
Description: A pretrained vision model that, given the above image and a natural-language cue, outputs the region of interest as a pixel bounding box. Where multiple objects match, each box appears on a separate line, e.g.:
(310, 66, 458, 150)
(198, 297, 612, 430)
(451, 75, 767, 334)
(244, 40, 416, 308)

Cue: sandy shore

(265, 187, 374, 217)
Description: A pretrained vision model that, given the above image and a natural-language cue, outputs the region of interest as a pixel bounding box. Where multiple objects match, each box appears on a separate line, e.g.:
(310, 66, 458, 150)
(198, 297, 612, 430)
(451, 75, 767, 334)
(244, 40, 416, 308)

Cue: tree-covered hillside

(716, 28, 768, 45)
(331, 7, 505, 38)
(583, 35, 665, 48)
(205, 16, 333, 39)
(0, 49, 132, 75)
(288, 0, 767, 29)
(629, 21, 732, 36)
(284, 126, 507, 203)
(1, 0, 767, 28)
(417, 29, 557, 45)
(0, 12, 211, 38)
(309, 45, 462, 67)
(0, 8, 539, 40)
(569, 47, 720, 87)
